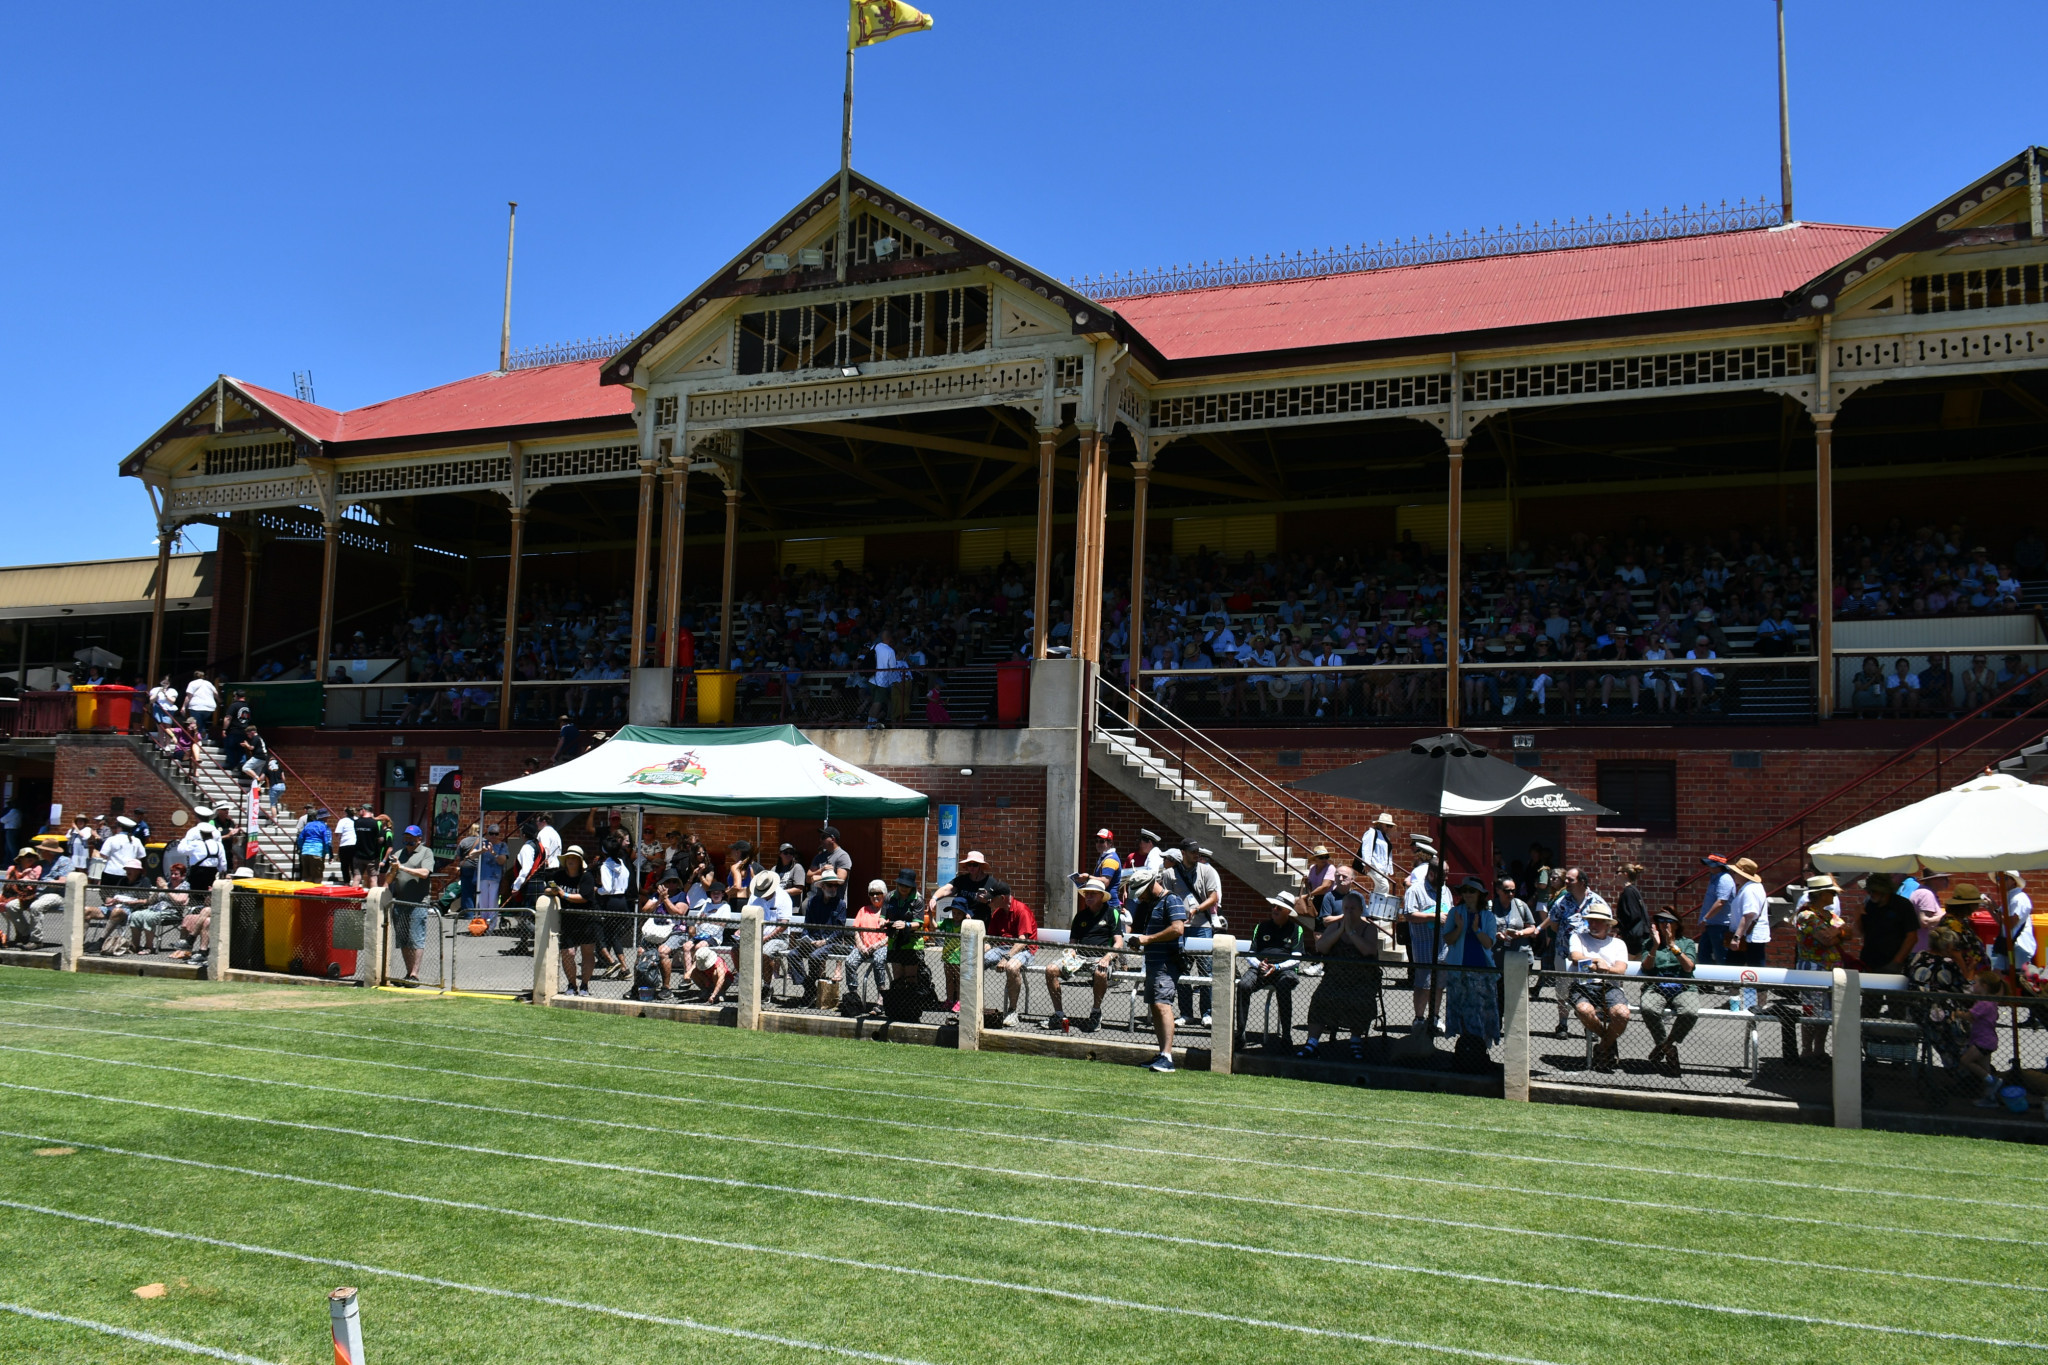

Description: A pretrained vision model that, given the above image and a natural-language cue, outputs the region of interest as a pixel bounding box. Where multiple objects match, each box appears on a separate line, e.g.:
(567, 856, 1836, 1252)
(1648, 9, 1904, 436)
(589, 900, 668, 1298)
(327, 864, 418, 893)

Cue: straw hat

(1730, 857, 1761, 884)
(748, 870, 781, 898)
(1078, 876, 1109, 898)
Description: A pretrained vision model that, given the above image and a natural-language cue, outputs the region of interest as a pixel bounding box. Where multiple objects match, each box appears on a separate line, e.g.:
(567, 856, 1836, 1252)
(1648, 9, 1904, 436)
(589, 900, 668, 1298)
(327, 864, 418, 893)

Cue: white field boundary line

(0, 1199, 944, 1365)
(0, 1301, 285, 1365)
(2, 1049, 2028, 1294)
(0, 1004, 2026, 1215)
(2, 1033, 2031, 1252)
(11, 978, 2035, 1188)
(0, 1129, 1579, 1365)
(4, 1081, 2044, 1353)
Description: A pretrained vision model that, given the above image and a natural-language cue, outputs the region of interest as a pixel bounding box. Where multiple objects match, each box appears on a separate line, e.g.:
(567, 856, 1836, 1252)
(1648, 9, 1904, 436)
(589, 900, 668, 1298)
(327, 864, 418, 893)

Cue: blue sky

(1, 1, 2036, 566)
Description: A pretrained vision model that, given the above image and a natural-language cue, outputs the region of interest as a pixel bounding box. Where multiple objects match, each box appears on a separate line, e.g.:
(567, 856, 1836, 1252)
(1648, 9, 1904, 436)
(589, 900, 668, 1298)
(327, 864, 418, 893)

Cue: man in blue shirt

(1123, 869, 1187, 1072)
(1090, 828, 1122, 897)
(1695, 853, 1738, 965)
(297, 808, 333, 885)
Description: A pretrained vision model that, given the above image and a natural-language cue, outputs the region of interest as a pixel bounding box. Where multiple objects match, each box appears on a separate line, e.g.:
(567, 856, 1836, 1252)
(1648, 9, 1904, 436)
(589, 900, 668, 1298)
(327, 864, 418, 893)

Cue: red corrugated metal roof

(1110, 223, 1889, 362)
(236, 359, 632, 447)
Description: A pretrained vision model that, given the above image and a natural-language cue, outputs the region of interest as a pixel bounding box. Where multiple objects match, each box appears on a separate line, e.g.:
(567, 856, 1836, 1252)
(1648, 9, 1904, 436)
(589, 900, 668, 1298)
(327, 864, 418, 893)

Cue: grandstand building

(65, 147, 2048, 917)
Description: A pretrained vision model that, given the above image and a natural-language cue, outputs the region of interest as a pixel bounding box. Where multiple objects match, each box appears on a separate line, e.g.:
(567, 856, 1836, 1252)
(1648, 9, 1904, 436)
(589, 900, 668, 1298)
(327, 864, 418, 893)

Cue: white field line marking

(4, 1081, 2043, 1353)
(0, 1301, 285, 1364)
(1, 1049, 2026, 1294)
(0, 1199, 944, 1365)
(1, 1034, 2029, 1251)
(1, 1005, 2027, 1215)
(0, 1128, 1578, 1365)
(12, 980, 2035, 1187)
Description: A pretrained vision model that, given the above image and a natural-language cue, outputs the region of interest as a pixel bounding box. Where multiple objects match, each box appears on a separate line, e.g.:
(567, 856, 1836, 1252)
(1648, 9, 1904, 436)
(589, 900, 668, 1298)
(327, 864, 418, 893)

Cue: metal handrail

(1682, 669, 2048, 888)
(1095, 673, 1352, 868)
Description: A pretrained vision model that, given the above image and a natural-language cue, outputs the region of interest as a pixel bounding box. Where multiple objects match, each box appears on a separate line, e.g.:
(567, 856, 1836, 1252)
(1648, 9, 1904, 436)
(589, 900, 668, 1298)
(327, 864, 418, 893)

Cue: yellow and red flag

(852, 0, 933, 48)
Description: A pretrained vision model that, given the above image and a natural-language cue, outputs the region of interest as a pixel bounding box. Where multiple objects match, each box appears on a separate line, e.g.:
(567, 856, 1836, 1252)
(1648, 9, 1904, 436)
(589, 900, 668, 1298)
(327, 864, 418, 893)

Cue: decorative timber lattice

(1056, 355, 1084, 388)
(202, 440, 296, 477)
(1832, 326, 2047, 373)
(1908, 265, 2047, 316)
(1151, 373, 1450, 431)
(336, 455, 513, 499)
(255, 509, 391, 554)
(1462, 343, 1814, 402)
(167, 474, 318, 513)
(524, 443, 639, 482)
(689, 361, 1046, 424)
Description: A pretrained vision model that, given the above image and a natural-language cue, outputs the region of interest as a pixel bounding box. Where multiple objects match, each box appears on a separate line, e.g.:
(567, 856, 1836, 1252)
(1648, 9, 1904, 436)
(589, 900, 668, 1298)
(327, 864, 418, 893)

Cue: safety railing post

(61, 871, 87, 972)
(1209, 934, 1237, 1074)
(958, 920, 984, 1051)
(1501, 954, 1531, 1101)
(530, 895, 559, 1003)
(360, 887, 389, 987)
(1831, 967, 1862, 1129)
(207, 878, 233, 982)
(736, 906, 763, 1030)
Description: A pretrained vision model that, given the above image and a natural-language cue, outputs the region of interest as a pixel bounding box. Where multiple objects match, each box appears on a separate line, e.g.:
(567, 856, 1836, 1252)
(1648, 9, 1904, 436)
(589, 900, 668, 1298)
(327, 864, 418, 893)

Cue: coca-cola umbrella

(1286, 732, 1615, 817)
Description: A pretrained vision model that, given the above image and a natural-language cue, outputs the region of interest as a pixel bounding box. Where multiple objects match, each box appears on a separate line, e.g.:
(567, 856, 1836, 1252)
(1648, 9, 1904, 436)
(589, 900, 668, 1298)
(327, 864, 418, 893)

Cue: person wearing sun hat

(1568, 901, 1632, 1070)
(1045, 875, 1124, 1032)
(1791, 874, 1847, 1061)
(1358, 811, 1397, 880)
(552, 845, 599, 997)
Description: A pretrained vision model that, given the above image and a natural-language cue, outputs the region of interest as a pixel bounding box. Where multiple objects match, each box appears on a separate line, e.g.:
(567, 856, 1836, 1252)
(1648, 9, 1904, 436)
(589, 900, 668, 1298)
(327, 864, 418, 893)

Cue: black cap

(820, 825, 841, 840)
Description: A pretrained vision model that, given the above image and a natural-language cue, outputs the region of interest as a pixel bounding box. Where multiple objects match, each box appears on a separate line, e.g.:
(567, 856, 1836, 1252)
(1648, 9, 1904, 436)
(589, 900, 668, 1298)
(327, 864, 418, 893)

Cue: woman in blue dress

(1441, 875, 1500, 1057)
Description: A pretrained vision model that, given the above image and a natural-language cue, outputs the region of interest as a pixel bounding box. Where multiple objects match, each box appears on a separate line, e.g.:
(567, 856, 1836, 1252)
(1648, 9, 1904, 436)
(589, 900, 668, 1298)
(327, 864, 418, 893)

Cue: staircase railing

(1680, 672, 2048, 889)
(1094, 673, 1352, 871)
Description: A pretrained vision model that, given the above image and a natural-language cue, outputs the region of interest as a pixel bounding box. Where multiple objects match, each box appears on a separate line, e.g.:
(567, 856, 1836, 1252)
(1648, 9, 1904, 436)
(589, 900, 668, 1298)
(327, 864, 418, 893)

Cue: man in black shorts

(1123, 869, 1187, 1072)
(1044, 875, 1127, 1033)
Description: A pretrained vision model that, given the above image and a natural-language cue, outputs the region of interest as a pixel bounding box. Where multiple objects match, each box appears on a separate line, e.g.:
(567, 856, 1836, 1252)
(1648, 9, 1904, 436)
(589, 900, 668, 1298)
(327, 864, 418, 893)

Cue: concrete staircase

(123, 735, 302, 875)
(1088, 727, 1307, 901)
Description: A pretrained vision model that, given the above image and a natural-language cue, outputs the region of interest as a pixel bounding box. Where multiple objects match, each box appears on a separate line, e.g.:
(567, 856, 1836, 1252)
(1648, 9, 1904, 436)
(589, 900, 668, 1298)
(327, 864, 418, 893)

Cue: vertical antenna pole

(1776, 0, 1794, 222)
(837, 5, 855, 283)
(499, 201, 518, 371)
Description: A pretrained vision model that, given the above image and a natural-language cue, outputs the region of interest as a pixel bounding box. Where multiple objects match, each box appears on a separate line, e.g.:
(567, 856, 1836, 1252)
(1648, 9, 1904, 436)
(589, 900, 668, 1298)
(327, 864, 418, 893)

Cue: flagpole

(837, 1, 855, 283)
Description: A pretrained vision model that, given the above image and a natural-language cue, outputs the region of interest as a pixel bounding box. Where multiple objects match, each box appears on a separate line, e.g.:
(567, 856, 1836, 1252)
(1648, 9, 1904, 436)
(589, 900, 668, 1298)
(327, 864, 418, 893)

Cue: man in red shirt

(984, 878, 1038, 1028)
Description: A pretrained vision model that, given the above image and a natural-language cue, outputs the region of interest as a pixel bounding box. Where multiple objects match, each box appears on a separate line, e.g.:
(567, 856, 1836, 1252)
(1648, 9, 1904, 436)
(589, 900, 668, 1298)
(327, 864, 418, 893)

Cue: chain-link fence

(1860, 984, 2048, 1118)
(1, 875, 73, 956)
(79, 880, 208, 963)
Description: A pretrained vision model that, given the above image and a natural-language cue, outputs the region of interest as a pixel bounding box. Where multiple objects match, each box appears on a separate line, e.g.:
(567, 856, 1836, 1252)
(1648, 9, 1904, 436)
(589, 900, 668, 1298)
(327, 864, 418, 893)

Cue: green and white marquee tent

(479, 725, 929, 819)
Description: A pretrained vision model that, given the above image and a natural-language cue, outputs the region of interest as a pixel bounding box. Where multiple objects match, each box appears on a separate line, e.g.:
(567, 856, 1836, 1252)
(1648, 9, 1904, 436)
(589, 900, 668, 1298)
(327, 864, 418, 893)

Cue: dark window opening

(1596, 760, 1677, 836)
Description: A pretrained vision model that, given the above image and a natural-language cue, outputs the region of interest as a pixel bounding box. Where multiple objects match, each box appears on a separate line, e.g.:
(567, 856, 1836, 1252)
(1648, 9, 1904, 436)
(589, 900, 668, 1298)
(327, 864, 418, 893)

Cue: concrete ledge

(1234, 1052, 1501, 1097)
(0, 948, 62, 970)
(77, 955, 206, 981)
(218, 967, 365, 988)
(1533, 1081, 1828, 1126)
(1864, 1107, 2048, 1145)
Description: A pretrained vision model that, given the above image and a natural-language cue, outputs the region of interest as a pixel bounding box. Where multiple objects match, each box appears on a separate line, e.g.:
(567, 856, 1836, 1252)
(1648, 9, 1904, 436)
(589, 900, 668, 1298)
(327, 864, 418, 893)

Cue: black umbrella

(1286, 732, 1614, 817)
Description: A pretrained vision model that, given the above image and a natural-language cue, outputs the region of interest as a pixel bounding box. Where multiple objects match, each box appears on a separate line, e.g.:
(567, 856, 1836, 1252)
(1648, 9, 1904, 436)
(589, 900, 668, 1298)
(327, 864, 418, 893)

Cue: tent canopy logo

(628, 752, 708, 787)
(1517, 790, 1577, 812)
(820, 760, 867, 787)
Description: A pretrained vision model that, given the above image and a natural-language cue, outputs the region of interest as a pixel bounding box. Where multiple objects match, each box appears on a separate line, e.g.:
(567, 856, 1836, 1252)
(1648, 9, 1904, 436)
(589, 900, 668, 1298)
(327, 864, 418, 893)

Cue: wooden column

(498, 507, 525, 731)
(665, 460, 691, 661)
(1073, 431, 1106, 662)
(145, 520, 173, 687)
(717, 483, 741, 671)
(1032, 428, 1057, 659)
(630, 460, 656, 668)
(1444, 437, 1466, 729)
(238, 532, 260, 678)
(1815, 412, 1835, 717)
(313, 519, 339, 685)
(1126, 457, 1151, 722)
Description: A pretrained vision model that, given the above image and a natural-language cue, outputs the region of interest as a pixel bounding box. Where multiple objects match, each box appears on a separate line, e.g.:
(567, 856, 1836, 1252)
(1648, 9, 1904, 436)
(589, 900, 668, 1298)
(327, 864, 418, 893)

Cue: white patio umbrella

(1808, 772, 2048, 875)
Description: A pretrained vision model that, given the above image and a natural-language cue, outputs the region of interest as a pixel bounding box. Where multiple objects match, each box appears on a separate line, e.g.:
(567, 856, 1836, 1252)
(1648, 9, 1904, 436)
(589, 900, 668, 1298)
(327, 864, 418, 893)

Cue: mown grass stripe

(0, 1301, 286, 1365)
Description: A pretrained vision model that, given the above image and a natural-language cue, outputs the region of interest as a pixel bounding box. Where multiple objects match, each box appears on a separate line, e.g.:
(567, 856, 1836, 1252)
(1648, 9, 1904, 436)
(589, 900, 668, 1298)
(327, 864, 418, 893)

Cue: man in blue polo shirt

(1695, 853, 1738, 965)
(296, 808, 333, 885)
(1124, 868, 1187, 1073)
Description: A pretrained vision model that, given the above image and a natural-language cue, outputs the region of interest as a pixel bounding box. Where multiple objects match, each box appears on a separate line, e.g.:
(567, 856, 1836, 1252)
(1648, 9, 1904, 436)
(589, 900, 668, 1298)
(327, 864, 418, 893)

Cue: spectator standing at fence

(1124, 869, 1187, 1072)
(1440, 876, 1499, 1060)
(1172, 841, 1222, 1027)
(1403, 853, 1445, 1033)
(295, 807, 332, 884)
(386, 825, 436, 984)
(1237, 891, 1306, 1052)
(1615, 863, 1652, 956)
(551, 845, 599, 997)
(1492, 877, 1539, 994)
(1994, 872, 2037, 979)
(1090, 829, 1123, 897)
(1046, 875, 1122, 1033)
(1569, 904, 1632, 1070)
(66, 813, 93, 869)
(593, 834, 636, 980)
(882, 868, 927, 987)
(1696, 853, 1737, 965)
(175, 806, 225, 891)
(1729, 856, 1771, 1009)
(1639, 908, 1701, 1075)
(1791, 875, 1846, 1062)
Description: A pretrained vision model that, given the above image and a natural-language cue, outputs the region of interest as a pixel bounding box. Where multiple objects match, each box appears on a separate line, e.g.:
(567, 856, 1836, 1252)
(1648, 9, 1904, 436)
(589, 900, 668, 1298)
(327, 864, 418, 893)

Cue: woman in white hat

(1791, 874, 1846, 1061)
(553, 846, 598, 997)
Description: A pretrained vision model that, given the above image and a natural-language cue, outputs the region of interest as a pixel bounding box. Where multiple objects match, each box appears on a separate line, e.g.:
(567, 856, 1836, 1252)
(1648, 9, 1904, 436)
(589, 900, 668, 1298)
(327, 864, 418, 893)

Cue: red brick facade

(50, 736, 192, 829)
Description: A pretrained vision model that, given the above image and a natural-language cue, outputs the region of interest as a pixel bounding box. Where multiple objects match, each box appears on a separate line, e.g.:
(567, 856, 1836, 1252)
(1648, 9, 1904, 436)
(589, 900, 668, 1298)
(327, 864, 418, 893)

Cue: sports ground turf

(0, 966, 2043, 1365)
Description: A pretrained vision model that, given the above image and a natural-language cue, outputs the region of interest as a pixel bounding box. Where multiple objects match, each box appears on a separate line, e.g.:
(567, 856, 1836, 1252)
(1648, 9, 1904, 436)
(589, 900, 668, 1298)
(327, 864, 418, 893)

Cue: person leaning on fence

(1046, 875, 1125, 1033)
(1124, 869, 1188, 1072)
(933, 894, 967, 1014)
(882, 868, 928, 992)
(1299, 875, 1392, 1060)
(1638, 908, 1701, 1076)
(1237, 891, 1306, 1052)
(1569, 903, 1632, 1071)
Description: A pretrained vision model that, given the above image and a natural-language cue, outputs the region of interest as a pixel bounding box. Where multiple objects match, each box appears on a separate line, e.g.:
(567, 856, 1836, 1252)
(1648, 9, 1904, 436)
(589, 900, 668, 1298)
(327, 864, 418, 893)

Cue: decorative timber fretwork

(256, 508, 390, 553)
(1151, 373, 1449, 432)
(1908, 265, 2047, 315)
(336, 454, 514, 499)
(1463, 343, 1813, 402)
(1832, 325, 2047, 375)
(1056, 356, 1084, 388)
(523, 442, 639, 482)
(654, 395, 679, 428)
(202, 440, 295, 477)
(167, 473, 319, 514)
(687, 361, 1047, 425)
(735, 286, 990, 375)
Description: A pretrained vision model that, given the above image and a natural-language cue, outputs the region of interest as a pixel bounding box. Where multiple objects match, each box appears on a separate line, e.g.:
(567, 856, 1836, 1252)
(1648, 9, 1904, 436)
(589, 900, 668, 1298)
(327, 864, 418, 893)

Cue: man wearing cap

(1170, 841, 1223, 1026)
(99, 817, 146, 890)
(1695, 854, 1738, 966)
(810, 826, 853, 887)
(929, 850, 993, 917)
(388, 825, 438, 982)
(66, 813, 93, 870)
(1568, 901, 1632, 1070)
(1046, 875, 1125, 1032)
(1237, 891, 1307, 1052)
(1091, 829, 1123, 896)
(882, 868, 928, 992)
(791, 866, 851, 1005)
(174, 806, 226, 892)
(1639, 909, 1701, 1074)
(1359, 811, 1397, 881)
(1128, 830, 1164, 877)
(296, 807, 333, 885)
(771, 842, 806, 896)
(1124, 868, 1188, 1071)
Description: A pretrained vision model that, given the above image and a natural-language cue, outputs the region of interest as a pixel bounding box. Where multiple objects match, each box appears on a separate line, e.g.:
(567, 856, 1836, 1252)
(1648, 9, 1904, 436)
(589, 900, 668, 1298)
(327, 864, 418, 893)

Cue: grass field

(1, 967, 2045, 1365)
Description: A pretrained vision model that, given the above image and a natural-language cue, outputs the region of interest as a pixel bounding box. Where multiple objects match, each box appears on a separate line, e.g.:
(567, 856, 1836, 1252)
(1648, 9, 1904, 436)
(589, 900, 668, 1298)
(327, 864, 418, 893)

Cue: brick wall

(50, 737, 193, 829)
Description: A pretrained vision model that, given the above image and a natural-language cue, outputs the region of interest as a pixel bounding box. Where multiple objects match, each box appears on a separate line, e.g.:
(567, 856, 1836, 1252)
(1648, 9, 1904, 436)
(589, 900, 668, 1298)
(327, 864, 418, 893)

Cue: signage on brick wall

(935, 804, 959, 885)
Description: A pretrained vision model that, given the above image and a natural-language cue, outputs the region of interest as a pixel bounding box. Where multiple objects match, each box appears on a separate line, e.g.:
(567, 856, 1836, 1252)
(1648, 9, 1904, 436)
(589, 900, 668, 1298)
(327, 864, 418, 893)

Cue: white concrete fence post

(958, 919, 984, 1051)
(530, 895, 559, 1004)
(1831, 967, 1862, 1129)
(736, 906, 763, 1030)
(61, 871, 87, 972)
(1501, 953, 1531, 1102)
(359, 887, 390, 987)
(1209, 934, 1237, 1074)
(208, 878, 234, 983)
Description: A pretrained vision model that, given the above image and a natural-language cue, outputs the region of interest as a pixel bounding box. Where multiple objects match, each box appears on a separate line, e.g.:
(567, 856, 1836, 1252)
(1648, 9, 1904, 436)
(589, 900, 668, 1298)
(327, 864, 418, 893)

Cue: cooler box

(995, 661, 1030, 726)
(695, 669, 738, 725)
(296, 884, 367, 979)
